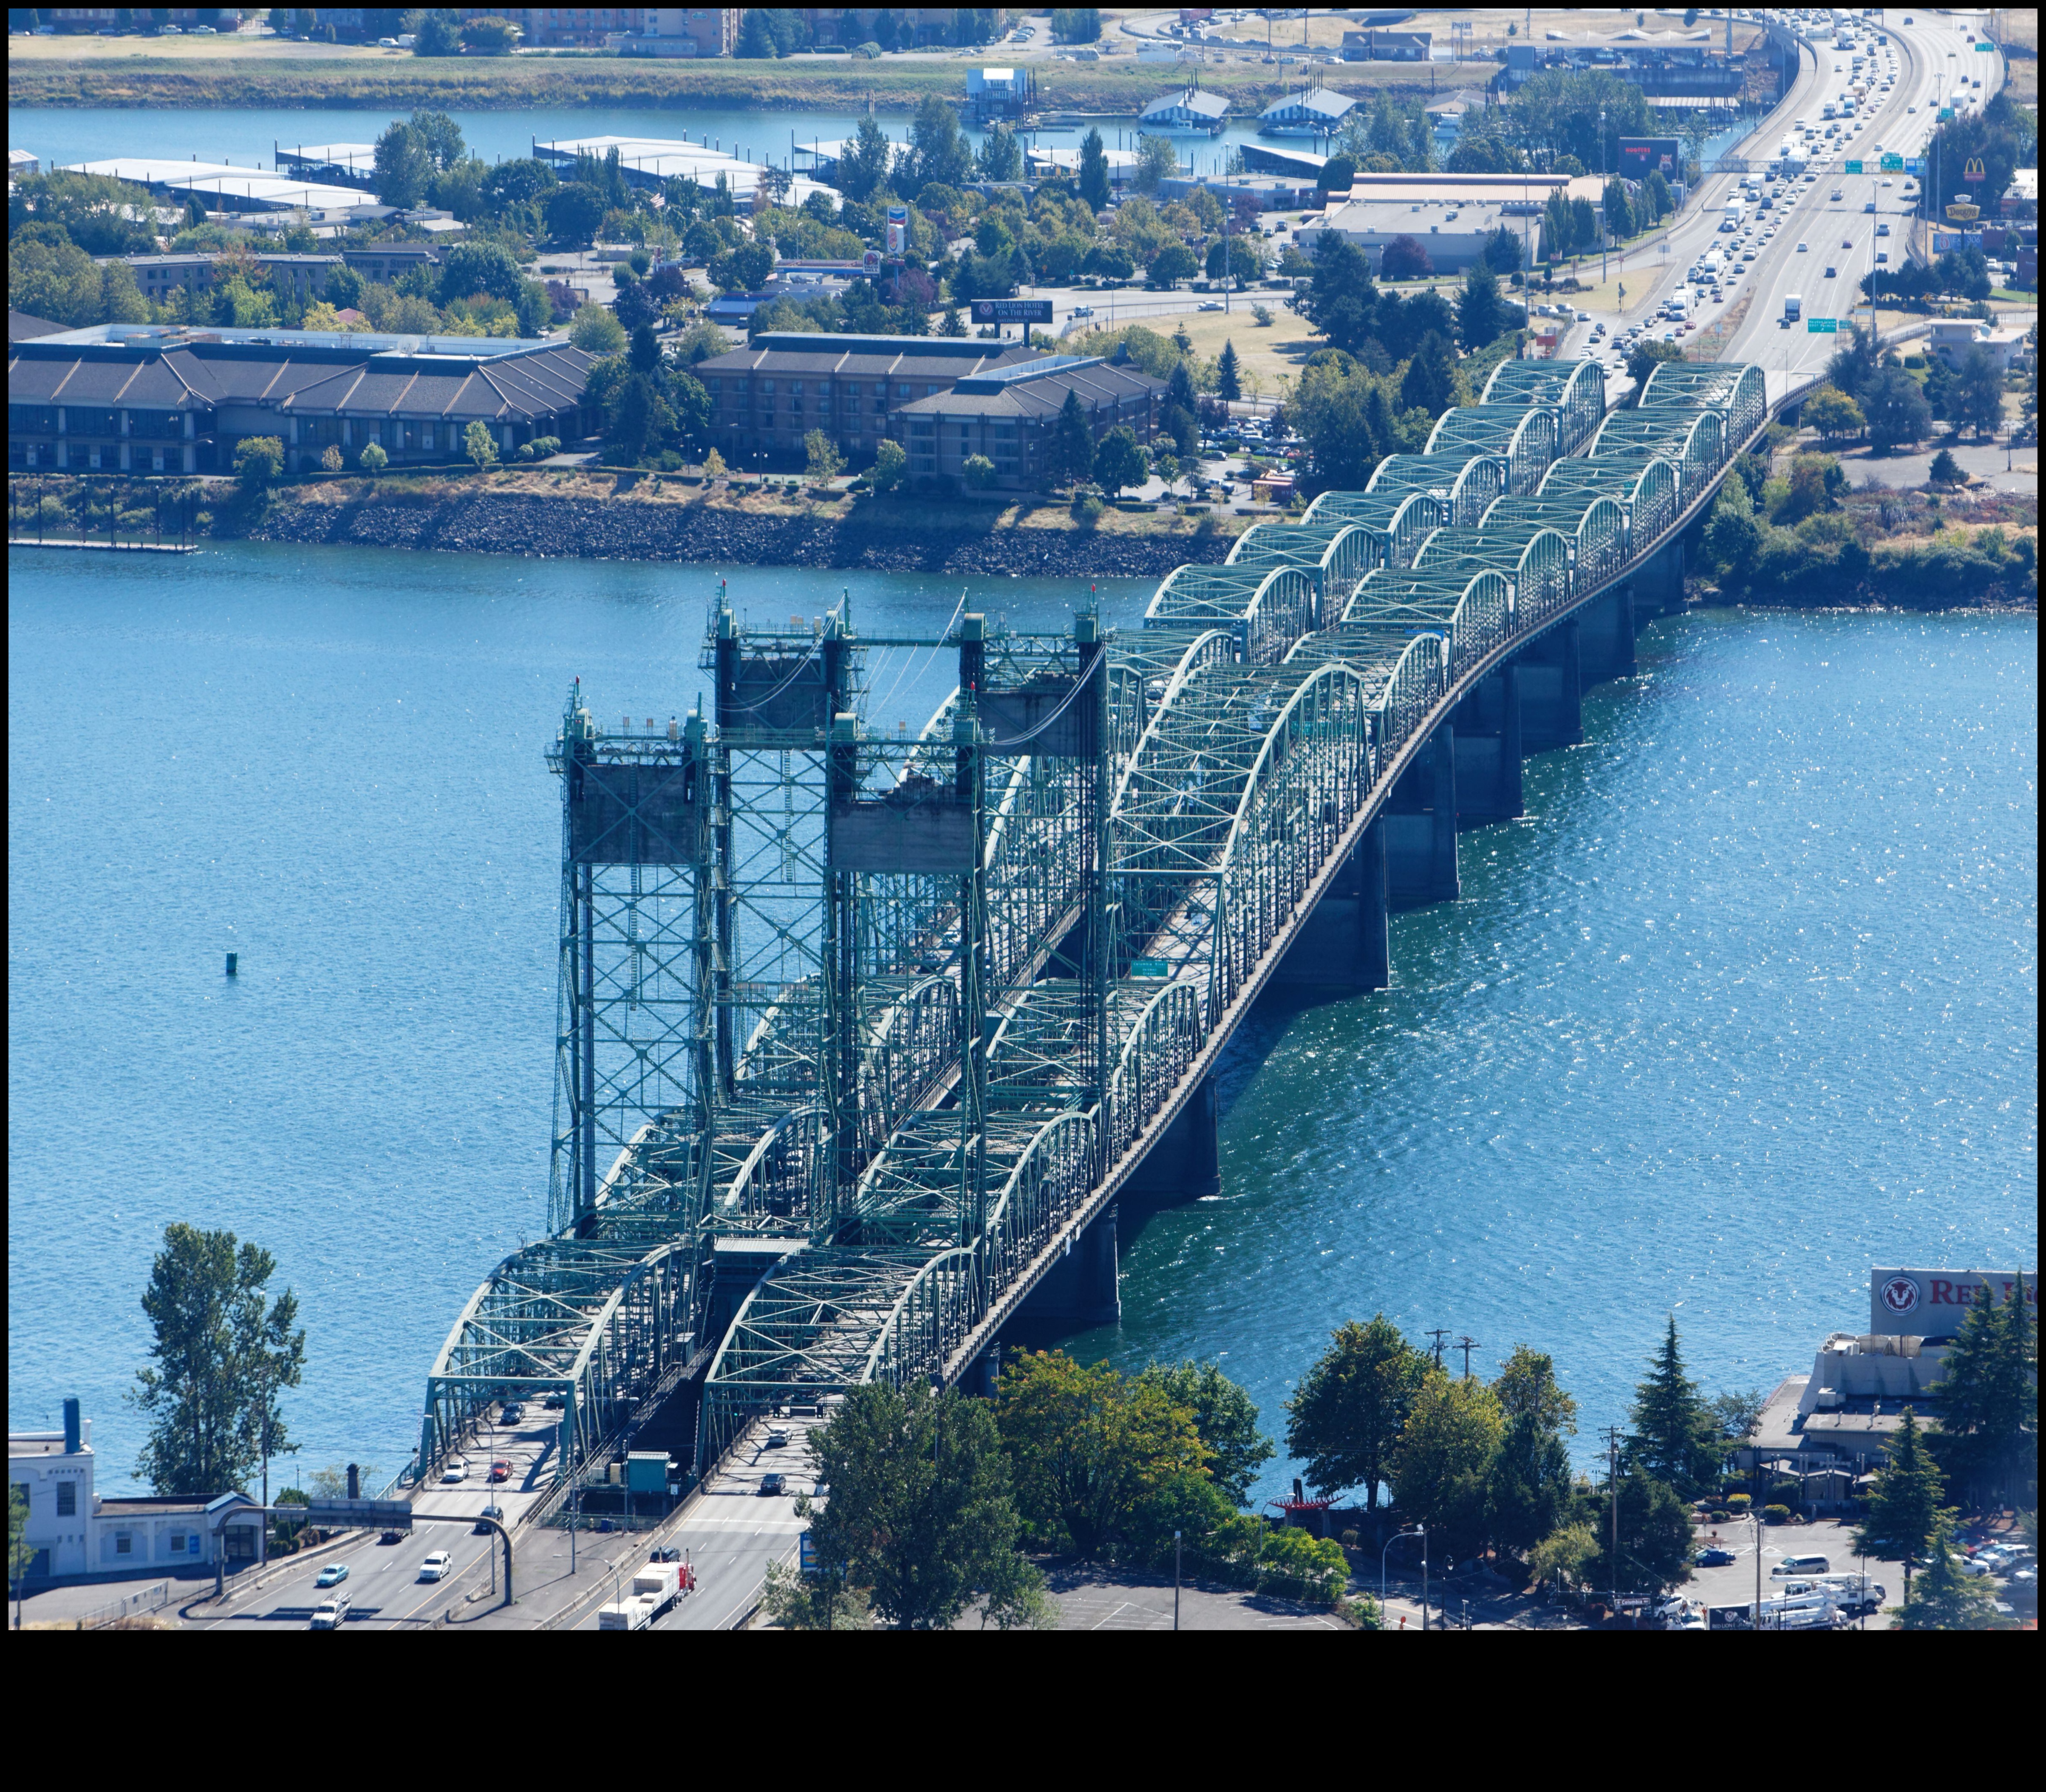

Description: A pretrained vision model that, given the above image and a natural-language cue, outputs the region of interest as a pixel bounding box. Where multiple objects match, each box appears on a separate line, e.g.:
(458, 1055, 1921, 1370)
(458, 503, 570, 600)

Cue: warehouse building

(1300, 195, 1549, 274)
(693, 331, 1041, 469)
(892, 354, 1166, 491)
(8, 322, 595, 474)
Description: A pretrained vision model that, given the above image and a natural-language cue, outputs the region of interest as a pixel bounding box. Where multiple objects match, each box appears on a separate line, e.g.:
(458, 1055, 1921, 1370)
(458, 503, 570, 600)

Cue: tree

(1952, 347, 2006, 442)
(1927, 446, 1964, 488)
(1379, 234, 1433, 280)
(1049, 388, 1095, 487)
(319, 444, 344, 472)
(1052, 8, 1103, 44)
(976, 124, 1023, 184)
(1803, 384, 1866, 445)
(1702, 466, 1761, 576)
(1298, 233, 1378, 357)
(1457, 262, 1512, 352)
(807, 429, 846, 486)
(437, 241, 523, 306)
(1527, 1520, 1600, 1593)
(410, 8, 461, 56)
(909, 94, 973, 193)
(1852, 1406, 1947, 1600)
(1490, 1348, 1579, 1560)
(1893, 1510, 2017, 1630)
(702, 447, 728, 478)
(1623, 337, 1685, 400)
(1931, 1276, 2038, 1510)
(1134, 133, 1178, 197)
(129, 1224, 305, 1498)
(1588, 1466, 1695, 1596)
(1214, 340, 1242, 403)
(1864, 364, 1932, 455)
(1133, 1361, 1273, 1508)
(838, 118, 894, 204)
(544, 183, 606, 249)
(372, 122, 432, 209)
(608, 373, 673, 460)
(801, 1382, 1041, 1629)
(709, 240, 774, 294)
(1479, 224, 1522, 277)
(463, 419, 499, 474)
(1709, 1388, 1768, 1451)
(1146, 242, 1198, 290)
(9, 1480, 32, 1619)
(1392, 1370, 1504, 1559)
(234, 435, 285, 487)
(569, 305, 627, 355)
(1078, 127, 1112, 212)
(997, 1351, 1206, 1557)
(1626, 1316, 1723, 1500)
(1398, 330, 1458, 417)
(459, 12, 518, 53)
(871, 438, 908, 490)
(1285, 1316, 1428, 1511)
(406, 107, 465, 173)
(1091, 427, 1149, 498)
(960, 452, 995, 489)
(1602, 178, 1635, 243)
(357, 442, 388, 475)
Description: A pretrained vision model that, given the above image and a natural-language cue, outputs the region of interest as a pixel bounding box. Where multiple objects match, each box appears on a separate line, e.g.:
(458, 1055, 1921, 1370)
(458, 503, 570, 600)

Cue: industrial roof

(1143, 88, 1231, 120)
(62, 158, 367, 210)
(895, 358, 1163, 420)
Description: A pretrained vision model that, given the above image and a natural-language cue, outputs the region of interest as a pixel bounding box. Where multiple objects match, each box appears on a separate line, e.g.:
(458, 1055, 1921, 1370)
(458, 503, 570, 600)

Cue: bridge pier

(1385, 727, 1459, 908)
(1274, 817, 1388, 993)
(1127, 1072, 1220, 1201)
(1516, 619, 1583, 750)
(1579, 580, 1637, 684)
(1452, 663, 1523, 823)
(1017, 1202, 1122, 1327)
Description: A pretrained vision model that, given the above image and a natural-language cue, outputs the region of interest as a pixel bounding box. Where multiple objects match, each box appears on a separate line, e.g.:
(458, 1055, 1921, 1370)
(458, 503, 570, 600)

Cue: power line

(1425, 1327, 1452, 1370)
(1456, 1335, 1480, 1379)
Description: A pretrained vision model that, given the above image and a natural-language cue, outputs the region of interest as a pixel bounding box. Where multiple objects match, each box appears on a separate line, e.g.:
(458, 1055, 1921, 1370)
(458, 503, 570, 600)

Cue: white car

(309, 1595, 350, 1630)
(419, 1551, 454, 1581)
(441, 1457, 468, 1483)
(1197, 301, 1224, 312)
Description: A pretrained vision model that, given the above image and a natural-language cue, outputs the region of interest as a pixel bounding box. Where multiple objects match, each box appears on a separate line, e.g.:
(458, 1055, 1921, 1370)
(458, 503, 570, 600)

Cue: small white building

(1925, 319, 2027, 371)
(9, 1399, 262, 1584)
(1140, 85, 1232, 134)
(1258, 85, 1358, 139)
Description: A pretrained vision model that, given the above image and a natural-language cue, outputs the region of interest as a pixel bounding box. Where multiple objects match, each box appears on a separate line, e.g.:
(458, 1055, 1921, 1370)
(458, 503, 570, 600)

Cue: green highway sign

(1845, 160, 1863, 174)
(1808, 317, 1839, 334)
(1880, 154, 1905, 172)
(1975, 40, 1995, 51)
(1938, 108, 1954, 121)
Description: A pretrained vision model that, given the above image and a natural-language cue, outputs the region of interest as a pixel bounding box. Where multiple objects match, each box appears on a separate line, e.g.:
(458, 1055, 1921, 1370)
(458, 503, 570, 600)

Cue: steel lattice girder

(1366, 453, 1508, 528)
(1537, 454, 1681, 551)
(1282, 624, 1448, 755)
(1224, 520, 1382, 609)
(1146, 564, 1318, 665)
(1415, 522, 1574, 624)
(1333, 565, 1515, 680)
(426, 1236, 688, 1472)
(1480, 356, 1610, 455)
(1423, 406, 1561, 495)
(1638, 360, 1766, 444)
(1481, 494, 1632, 592)
(1588, 406, 1729, 505)
(1297, 488, 1446, 568)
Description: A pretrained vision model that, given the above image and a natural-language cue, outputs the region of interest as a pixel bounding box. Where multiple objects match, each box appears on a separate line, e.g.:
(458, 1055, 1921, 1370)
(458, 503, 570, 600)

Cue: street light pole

(1174, 1530, 1183, 1630)
(1380, 1524, 1423, 1621)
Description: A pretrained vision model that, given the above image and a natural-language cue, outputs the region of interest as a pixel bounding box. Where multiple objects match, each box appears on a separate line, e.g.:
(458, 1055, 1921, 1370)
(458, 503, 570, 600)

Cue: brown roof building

(891, 354, 1167, 491)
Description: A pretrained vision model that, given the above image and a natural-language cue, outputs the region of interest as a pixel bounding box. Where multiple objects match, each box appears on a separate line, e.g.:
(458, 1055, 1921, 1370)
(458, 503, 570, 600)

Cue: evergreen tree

(1488, 1345, 1580, 1561)
(1456, 263, 1508, 352)
(1285, 1316, 1428, 1512)
(1216, 340, 1242, 402)
(1361, 382, 1400, 458)
(1892, 1511, 2017, 1630)
(1932, 1276, 2038, 1512)
(1625, 1314, 1723, 1500)
(1052, 388, 1094, 486)
(1851, 1406, 1947, 1599)
(1397, 330, 1457, 417)
(938, 305, 968, 337)
(1078, 127, 1111, 212)
(1588, 1466, 1695, 1597)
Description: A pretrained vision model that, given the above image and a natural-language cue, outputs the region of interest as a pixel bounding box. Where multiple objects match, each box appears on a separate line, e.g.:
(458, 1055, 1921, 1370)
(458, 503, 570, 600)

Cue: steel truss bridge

(420, 355, 1769, 1487)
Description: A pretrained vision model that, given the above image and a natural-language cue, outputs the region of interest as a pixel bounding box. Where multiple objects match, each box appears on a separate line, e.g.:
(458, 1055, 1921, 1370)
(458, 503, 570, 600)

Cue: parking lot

(1680, 1515, 1906, 1628)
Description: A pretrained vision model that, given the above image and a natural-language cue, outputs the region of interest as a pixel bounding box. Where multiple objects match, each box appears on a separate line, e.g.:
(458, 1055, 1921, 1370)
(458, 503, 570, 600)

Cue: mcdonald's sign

(1963, 157, 1987, 184)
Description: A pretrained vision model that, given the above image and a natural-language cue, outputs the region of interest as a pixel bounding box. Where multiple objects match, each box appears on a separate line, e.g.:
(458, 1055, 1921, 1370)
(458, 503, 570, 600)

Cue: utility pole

(1174, 1530, 1183, 1630)
(1426, 1328, 1451, 1370)
(1456, 1336, 1480, 1379)
(1602, 1424, 1623, 1622)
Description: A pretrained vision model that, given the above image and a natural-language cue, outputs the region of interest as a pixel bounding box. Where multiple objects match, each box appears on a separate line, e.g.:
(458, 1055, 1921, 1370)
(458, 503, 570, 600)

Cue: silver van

(1772, 1553, 1831, 1578)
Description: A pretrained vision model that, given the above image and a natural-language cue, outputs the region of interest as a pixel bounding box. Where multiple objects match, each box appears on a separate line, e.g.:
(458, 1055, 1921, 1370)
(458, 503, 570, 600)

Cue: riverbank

(7, 51, 1314, 115)
(9, 472, 1244, 577)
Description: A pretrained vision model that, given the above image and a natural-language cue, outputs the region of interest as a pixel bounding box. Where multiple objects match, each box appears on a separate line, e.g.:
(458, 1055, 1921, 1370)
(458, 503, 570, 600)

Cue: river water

(7, 542, 2035, 1501)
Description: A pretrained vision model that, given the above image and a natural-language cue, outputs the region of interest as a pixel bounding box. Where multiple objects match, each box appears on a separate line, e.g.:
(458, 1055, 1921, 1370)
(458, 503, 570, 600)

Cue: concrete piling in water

(225, 952, 238, 977)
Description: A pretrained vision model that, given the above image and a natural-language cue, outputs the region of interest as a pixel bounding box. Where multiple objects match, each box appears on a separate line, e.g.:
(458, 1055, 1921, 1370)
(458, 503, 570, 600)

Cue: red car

(489, 1459, 512, 1483)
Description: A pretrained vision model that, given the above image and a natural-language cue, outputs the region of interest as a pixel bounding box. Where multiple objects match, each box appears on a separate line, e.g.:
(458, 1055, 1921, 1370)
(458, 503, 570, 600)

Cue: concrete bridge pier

(1016, 1202, 1121, 1327)
(1127, 1072, 1221, 1201)
(1632, 531, 1687, 620)
(1273, 817, 1389, 993)
(1451, 663, 1523, 823)
(1385, 726, 1459, 908)
(1578, 579, 1637, 683)
(1516, 619, 1583, 751)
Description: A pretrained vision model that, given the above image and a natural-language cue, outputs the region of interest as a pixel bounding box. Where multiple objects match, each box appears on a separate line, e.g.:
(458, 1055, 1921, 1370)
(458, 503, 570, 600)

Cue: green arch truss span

(1479, 493, 1632, 594)
(1225, 519, 1384, 611)
(1366, 453, 1508, 528)
(1283, 625, 1449, 758)
(1479, 356, 1609, 456)
(1297, 488, 1445, 568)
(1146, 563, 1317, 665)
(1637, 360, 1767, 445)
(1414, 521, 1574, 625)
(1423, 406, 1561, 496)
(1588, 406, 1728, 506)
(1337, 565, 1514, 681)
(1537, 454, 1681, 553)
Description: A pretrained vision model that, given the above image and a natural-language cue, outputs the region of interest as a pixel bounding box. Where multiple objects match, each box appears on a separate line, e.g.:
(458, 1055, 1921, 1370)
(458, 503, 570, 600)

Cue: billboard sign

(1617, 136, 1681, 179)
(970, 298, 1055, 325)
(1963, 157, 1987, 183)
(1869, 1268, 2036, 1337)
(799, 1529, 818, 1575)
(862, 248, 881, 275)
(885, 204, 908, 256)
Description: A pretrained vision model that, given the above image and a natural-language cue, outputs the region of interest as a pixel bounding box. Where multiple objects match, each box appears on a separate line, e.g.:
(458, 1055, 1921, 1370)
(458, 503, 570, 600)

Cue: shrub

(871, 438, 908, 492)
(703, 447, 727, 478)
(320, 444, 344, 472)
(234, 435, 285, 488)
(1762, 1504, 1792, 1525)
(1256, 1526, 1349, 1604)
(1726, 1493, 1752, 1512)
(1927, 447, 1964, 487)
(358, 443, 388, 474)
(1071, 491, 1104, 526)
(529, 436, 561, 461)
